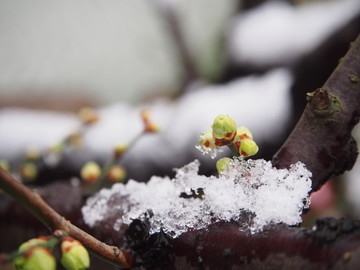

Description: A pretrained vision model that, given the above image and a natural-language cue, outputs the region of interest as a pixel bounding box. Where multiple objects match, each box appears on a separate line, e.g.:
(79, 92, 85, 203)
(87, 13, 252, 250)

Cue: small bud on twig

(20, 162, 38, 182)
(78, 107, 99, 125)
(212, 115, 237, 142)
(0, 159, 10, 172)
(61, 237, 90, 270)
(80, 162, 101, 183)
(107, 165, 126, 183)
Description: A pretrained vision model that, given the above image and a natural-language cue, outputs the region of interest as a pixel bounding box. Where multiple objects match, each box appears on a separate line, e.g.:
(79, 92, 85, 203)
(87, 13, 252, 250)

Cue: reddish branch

(272, 34, 360, 191)
(0, 168, 134, 269)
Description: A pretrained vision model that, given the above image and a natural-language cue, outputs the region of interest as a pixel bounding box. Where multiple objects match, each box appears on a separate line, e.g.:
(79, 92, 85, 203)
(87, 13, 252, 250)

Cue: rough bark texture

(124, 218, 360, 270)
(272, 35, 360, 191)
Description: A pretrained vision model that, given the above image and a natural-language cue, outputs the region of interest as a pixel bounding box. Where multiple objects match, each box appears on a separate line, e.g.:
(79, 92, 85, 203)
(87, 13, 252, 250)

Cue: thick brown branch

(273, 34, 360, 191)
(0, 168, 134, 269)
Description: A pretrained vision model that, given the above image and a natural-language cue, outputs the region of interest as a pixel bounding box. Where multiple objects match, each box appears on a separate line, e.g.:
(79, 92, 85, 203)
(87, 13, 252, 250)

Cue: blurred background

(0, 0, 360, 250)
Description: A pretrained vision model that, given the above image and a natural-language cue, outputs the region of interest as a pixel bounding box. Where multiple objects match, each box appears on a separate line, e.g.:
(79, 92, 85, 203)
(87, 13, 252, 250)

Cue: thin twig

(0, 168, 135, 269)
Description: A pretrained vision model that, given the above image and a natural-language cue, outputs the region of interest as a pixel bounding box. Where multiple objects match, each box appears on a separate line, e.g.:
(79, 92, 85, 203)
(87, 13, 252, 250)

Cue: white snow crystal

(82, 158, 312, 237)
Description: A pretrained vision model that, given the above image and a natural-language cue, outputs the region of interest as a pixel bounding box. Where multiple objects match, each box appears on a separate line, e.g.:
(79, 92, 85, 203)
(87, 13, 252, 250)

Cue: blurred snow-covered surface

(0, 69, 292, 179)
(228, 0, 360, 67)
(0, 0, 236, 104)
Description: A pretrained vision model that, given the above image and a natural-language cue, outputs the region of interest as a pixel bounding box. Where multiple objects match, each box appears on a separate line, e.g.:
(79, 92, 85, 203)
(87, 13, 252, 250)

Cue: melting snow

(82, 158, 312, 237)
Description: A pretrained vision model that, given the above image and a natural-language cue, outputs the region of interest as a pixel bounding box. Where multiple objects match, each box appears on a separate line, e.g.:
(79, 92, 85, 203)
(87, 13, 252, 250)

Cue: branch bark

(272, 34, 360, 191)
(0, 168, 134, 269)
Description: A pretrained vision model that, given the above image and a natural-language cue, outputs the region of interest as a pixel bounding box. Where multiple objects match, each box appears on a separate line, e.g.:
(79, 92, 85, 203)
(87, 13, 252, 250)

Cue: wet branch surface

(0, 168, 134, 269)
(272, 34, 360, 191)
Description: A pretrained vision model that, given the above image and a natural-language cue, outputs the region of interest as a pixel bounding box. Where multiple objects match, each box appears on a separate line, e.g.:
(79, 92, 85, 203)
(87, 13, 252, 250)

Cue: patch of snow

(82, 158, 312, 237)
(228, 0, 360, 66)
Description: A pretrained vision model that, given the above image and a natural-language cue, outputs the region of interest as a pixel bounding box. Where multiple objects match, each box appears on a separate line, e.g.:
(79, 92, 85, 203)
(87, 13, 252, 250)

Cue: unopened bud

(216, 157, 232, 172)
(145, 122, 160, 133)
(199, 130, 216, 148)
(14, 247, 56, 270)
(25, 146, 41, 161)
(211, 115, 237, 142)
(20, 162, 38, 181)
(0, 159, 10, 172)
(78, 107, 99, 125)
(80, 162, 101, 183)
(68, 133, 83, 148)
(239, 139, 259, 157)
(113, 143, 127, 159)
(18, 238, 49, 253)
(140, 109, 151, 123)
(107, 165, 126, 183)
(15, 238, 55, 270)
(235, 126, 253, 140)
(49, 142, 64, 154)
(61, 237, 90, 270)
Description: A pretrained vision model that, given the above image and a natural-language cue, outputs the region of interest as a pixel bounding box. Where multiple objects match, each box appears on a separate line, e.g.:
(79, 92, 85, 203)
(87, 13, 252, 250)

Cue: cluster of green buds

(197, 115, 259, 159)
(11, 234, 90, 270)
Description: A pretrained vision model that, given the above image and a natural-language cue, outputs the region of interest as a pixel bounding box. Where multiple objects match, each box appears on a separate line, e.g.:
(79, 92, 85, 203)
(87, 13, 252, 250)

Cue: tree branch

(272, 34, 360, 191)
(0, 168, 134, 269)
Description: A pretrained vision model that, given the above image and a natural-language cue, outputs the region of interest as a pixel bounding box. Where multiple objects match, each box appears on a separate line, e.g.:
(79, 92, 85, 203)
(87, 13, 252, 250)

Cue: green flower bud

(107, 165, 126, 183)
(14, 247, 56, 270)
(216, 157, 232, 172)
(61, 237, 90, 270)
(199, 130, 216, 148)
(239, 139, 259, 157)
(20, 162, 38, 182)
(211, 115, 237, 141)
(78, 107, 99, 125)
(18, 238, 48, 253)
(113, 143, 127, 159)
(235, 126, 253, 140)
(25, 146, 41, 161)
(80, 162, 101, 183)
(0, 159, 10, 172)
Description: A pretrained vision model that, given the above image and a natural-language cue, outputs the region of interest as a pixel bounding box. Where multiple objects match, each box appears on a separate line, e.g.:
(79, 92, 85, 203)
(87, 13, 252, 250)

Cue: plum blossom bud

(199, 130, 217, 148)
(25, 146, 41, 161)
(18, 237, 48, 252)
(14, 238, 55, 270)
(14, 247, 56, 270)
(68, 133, 83, 148)
(141, 109, 159, 133)
(20, 162, 38, 181)
(80, 162, 101, 183)
(235, 126, 253, 140)
(145, 122, 160, 133)
(107, 165, 126, 183)
(239, 139, 259, 157)
(0, 159, 10, 172)
(113, 143, 127, 159)
(211, 115, 237, 143)
(216, 157, 232, 172)
(78, 107, 99, 125)
(61, 237, 90, 270)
